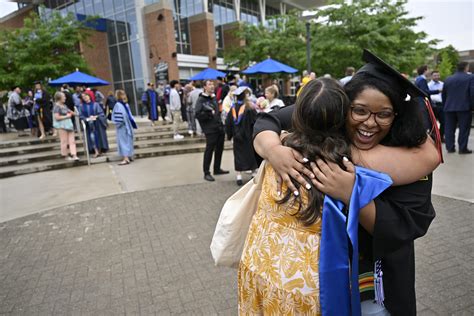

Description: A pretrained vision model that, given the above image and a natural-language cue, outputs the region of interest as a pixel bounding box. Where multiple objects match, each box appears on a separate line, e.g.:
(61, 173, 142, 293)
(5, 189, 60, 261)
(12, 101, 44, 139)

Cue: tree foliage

(0, 10, 93, 91)
(225, 0, 439, 78)
(225, 13, 307, 71)
(436, 45, 459, 80)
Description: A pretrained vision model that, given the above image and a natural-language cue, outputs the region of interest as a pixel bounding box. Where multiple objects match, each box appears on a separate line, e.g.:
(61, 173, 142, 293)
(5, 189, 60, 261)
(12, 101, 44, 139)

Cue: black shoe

(214, 169, 229, 175)
(459, 149, 472, 154)
(204, 174, 215, 181)
(236, 179, 243, 186)
(447, 149, 455, 153)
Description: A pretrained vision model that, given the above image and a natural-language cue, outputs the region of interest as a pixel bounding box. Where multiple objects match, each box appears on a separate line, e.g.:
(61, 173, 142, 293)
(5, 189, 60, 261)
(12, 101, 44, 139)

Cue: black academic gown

(36, 89, 52, 131)
(225, 103, 258, 171)
(253, 105, 436, 316)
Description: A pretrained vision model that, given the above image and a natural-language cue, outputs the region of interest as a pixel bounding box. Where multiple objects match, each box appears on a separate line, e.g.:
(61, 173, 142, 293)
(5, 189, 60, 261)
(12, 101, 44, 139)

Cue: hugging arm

(254, 104, 439, 188)
(352, 138, 440, 185)
(253, 106, 315, 194)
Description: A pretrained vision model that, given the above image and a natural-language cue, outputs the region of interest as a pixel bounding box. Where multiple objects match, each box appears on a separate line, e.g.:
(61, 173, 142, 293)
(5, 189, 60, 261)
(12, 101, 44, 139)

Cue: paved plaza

(0, 134, 473, 315)
(0, 182, 473, 315)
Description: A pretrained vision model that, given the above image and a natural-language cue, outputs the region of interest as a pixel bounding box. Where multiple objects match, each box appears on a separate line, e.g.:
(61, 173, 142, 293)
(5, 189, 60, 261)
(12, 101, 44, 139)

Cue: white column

(203, 0, 209, 13)
(258, 0, 266, 24)
(135, 0, 151, 85)
(233, 0, 241, 21)
(280, 2, 286, 15)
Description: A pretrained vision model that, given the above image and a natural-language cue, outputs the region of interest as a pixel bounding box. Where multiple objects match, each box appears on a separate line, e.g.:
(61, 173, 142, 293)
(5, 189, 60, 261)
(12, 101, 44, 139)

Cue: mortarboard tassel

(423, 97, 444, 163)
(374, 259, 385, 306)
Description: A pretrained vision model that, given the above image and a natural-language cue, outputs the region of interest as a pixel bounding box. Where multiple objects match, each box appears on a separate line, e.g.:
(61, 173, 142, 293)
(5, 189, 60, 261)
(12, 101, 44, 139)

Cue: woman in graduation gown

(112, 90, 137, 165)
(79, 92, 109, 157)
(225, 87, 258, 185)
(252, 50, 441, 315)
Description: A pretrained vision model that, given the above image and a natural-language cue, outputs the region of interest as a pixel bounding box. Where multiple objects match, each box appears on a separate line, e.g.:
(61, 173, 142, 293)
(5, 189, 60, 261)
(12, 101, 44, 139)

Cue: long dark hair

(344, 74, 427, 147)
(279, 78, 351, 226)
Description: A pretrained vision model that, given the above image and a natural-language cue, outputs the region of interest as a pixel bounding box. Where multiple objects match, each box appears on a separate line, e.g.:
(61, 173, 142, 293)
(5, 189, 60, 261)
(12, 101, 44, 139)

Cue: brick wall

(144, 4, 179, 81)
(189, 13, 217, 68)
(0, 6, 34, 30)
(223, 22, 245, 52)
(79, 30, 113, 95)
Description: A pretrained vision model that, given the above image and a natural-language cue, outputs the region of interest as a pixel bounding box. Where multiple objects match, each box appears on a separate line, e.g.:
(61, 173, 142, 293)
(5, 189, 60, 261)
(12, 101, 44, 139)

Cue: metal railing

(74, 110, 90, 166)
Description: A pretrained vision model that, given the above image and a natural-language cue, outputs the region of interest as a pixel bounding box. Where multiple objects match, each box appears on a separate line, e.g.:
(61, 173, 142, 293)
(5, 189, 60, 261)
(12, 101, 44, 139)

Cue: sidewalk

(1, 131, 472, 223)
(0, 181, 472, 315)
(0, 130, 472, 315)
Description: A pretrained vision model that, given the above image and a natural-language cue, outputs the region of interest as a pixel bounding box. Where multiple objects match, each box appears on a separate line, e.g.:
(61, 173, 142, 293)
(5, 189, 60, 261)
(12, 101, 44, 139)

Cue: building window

(39, 0, 147, 115)
(172, 0, 202, 54)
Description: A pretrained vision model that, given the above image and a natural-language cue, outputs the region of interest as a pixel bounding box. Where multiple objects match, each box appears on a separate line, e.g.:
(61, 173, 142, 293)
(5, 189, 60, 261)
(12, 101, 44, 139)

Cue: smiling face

(346, 88, 394, 150)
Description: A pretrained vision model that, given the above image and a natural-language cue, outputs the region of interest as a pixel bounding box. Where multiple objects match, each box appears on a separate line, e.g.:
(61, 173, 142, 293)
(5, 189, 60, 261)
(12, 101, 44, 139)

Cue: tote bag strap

(253, 160, 266, 188)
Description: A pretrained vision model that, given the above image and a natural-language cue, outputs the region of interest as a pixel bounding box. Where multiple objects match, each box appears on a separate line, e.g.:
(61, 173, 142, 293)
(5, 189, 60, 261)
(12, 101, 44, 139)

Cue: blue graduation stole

(149, 90, 157, 118)
(119, 101, 137, 129)
(319, 167, 392, 316)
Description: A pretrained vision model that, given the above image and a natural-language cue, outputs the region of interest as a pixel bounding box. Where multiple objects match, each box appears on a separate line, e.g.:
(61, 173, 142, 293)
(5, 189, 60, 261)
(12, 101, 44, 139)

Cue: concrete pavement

(1, 130, 473, 223)
(0, 181, 472, 315)
(0, 129, 473, 315)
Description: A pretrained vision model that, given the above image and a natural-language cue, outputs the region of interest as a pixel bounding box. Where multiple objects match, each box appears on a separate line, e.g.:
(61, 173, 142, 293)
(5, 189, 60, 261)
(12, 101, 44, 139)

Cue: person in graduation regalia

(142, 82, 159, 126)
(112, 90, 137, 165)
(225, 87, 258, 186)
(33, 81, 52, 139)
(252, 50, 442, 315)
(79, 92, 109, 157)
(239, 78, 394, 315)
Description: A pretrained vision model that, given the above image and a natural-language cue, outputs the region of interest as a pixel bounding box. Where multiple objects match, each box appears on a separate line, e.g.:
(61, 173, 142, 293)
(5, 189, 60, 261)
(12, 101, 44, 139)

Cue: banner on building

(154, 62, 169, 84)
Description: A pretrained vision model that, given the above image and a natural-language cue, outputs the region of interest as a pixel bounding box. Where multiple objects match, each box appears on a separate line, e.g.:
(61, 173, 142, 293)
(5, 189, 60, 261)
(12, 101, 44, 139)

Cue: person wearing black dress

(253, 50, 441, 315)
(225, 87, 258, 185)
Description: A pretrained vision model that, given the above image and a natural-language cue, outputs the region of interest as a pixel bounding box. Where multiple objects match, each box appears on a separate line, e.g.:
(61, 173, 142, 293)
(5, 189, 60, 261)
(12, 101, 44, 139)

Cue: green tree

(0, 10, 94, 91)
(225, 0, 438, 78)
(224, 13, 307, 71)
(436, 45, 459, 79)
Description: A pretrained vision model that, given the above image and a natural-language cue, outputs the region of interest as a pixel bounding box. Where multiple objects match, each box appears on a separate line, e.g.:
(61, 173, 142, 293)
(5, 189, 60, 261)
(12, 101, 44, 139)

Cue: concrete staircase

(0, 122, 232, 178)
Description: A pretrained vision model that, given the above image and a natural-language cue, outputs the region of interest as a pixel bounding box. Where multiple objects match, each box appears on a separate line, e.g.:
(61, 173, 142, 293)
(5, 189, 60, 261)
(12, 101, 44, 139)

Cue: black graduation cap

(357, 49, 444, 163)
(33, 80, 42, 85)
(356, 49, 428, 99)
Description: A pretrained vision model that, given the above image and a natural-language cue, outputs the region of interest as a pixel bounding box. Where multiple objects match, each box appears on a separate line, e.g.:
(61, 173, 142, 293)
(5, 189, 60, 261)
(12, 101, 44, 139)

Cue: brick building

(0, 0, 323, 113)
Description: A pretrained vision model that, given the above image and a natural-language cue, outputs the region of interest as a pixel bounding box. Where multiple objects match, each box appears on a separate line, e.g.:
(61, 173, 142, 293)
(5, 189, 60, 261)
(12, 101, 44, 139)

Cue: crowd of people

(138, 73, 288, 184)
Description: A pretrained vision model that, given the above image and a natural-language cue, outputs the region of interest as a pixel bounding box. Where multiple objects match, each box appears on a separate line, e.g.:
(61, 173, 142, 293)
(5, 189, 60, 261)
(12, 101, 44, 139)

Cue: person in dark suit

(442, 61, 474, 154)
(415, 65, 442, 130)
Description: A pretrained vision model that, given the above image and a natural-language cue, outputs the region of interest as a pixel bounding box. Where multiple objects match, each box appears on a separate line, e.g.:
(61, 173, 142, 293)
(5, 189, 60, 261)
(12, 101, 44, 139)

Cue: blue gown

(79, 102, 109, 153)
(112, 101, 136, 157)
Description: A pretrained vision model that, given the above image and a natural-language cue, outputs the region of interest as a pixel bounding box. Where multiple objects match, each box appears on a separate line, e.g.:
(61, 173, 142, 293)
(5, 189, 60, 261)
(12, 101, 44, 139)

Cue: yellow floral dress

(238, 164, 322, 315)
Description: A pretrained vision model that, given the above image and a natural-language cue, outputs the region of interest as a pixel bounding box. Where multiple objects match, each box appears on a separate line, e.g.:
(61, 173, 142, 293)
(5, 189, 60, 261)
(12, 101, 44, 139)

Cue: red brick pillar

(189, 12, 217, 68)
(144, 2, 179, 81)
(79, 30, 113, 95)
(223, 22, 245, 51)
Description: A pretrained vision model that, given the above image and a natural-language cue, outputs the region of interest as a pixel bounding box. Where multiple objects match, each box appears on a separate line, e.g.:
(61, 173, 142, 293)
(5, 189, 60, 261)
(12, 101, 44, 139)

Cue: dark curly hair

(344, 73, 427, 148)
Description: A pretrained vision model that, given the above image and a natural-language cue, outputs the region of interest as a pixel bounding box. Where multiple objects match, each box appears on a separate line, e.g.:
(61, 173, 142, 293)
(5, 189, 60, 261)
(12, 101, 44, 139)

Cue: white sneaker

(174, 134, 184, 140)
(188, 130, 194, 136)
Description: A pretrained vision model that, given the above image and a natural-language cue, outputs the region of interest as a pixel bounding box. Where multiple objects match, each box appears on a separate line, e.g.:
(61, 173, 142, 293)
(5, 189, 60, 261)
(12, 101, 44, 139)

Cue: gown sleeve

(111, 103, 125, 128)
(372, 174, 436, 258)
(252, 104, 295, 138)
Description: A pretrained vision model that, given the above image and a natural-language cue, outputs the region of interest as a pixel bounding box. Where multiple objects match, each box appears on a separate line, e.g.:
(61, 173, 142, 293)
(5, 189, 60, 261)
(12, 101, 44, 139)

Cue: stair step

(0, 142, 232, 179)
(0, 123, 183, 149)
(0, 136, 206, 167)
(0, 129, 192, 157)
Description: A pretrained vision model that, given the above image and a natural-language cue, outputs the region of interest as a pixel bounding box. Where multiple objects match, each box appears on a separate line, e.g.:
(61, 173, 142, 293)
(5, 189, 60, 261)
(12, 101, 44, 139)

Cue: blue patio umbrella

(49, 70, 110, 86)
(242, 58, 298, 74)
(189, 68, 226, 80)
